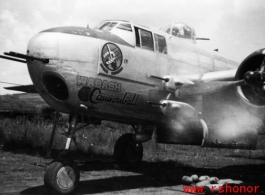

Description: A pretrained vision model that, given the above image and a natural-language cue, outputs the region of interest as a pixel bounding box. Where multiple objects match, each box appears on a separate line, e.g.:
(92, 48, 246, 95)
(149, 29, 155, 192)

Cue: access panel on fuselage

(97, 40, 156, 86)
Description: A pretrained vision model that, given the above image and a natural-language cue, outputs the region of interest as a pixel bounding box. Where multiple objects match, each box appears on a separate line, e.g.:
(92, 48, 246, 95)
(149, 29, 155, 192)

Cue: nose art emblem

(100, 43, 123, 75)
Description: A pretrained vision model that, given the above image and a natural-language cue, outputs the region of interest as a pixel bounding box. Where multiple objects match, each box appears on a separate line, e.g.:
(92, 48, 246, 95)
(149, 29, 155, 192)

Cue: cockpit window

(98, 22, 117, 31)
(97, 22, 111, 29)
(116, 23, 132, 31)
(107, 22, 118, 30)
(154, 34, 167, 54)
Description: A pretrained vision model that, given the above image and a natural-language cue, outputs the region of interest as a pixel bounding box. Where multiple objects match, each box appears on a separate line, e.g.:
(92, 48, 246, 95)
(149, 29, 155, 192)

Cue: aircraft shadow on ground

(20, 175, 174, 195)
(20, 160, 265, 194)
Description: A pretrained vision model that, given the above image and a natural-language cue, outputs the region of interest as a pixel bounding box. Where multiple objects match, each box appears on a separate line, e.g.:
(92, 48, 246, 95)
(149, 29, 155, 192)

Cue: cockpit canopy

(160, 23, 196, 41)
(94, 20, 135, 45)
(95, 20, 132, 32)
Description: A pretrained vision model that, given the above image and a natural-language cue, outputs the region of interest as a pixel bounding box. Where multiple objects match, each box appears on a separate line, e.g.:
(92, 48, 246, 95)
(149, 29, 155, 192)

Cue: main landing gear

(114, 125, 153, 168)
(44, 115, 153, 194)
(114, 133, 143, 168)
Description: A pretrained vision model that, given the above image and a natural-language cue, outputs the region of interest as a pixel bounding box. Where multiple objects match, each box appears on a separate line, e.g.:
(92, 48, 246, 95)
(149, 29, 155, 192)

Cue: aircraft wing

(180, 69, 237, 83)
(179, 69, 242, 97)
(200, 69, 237, 82)
(4, 85, 38, 93)
(151, 68, 243, 98)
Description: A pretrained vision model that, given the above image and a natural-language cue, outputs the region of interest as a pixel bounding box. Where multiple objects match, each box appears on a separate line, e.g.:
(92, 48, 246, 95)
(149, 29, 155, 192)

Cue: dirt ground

(1, 147, 265, 195)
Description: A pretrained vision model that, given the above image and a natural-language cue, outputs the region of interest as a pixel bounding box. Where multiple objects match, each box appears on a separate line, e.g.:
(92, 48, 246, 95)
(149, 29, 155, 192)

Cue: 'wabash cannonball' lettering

(89, 88, 139, 106)
(76, 75, 121, 92)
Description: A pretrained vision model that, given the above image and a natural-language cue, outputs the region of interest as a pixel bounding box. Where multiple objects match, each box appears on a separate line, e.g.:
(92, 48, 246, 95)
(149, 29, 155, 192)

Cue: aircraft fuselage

(27, 23, 239, 125)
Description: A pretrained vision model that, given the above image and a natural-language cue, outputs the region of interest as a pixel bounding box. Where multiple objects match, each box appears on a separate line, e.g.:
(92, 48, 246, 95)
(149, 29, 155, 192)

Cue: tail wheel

(44, 161, 80, 195)
(114, 133, 143, 168)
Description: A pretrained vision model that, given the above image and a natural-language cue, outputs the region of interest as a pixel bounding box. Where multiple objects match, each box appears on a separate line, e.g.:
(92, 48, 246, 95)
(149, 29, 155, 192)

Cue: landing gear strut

(44, 115, 80, 195)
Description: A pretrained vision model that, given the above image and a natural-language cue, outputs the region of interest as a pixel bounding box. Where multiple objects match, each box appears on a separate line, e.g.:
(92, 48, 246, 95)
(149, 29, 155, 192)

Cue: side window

(135, 27, 141, 47)
(140, 29, 154, 51)
(154, 34, 167, 54)
(134, 27, 154, 51)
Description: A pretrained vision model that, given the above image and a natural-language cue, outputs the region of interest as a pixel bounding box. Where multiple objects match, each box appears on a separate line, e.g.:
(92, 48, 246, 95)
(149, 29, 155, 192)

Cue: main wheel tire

(114, 133, 143, 168)
(44, 160, 80, 195)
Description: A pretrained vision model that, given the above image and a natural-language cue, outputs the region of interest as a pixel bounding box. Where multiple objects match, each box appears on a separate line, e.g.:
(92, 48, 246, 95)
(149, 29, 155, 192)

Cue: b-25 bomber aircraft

(1, 20, 265, 194)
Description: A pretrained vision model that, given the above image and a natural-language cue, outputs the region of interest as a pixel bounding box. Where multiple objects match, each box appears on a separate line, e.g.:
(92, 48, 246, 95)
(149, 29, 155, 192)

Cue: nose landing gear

(44, 160, 80, 195)
(44, 117, 152, 194)
(44, 115, 80, 195)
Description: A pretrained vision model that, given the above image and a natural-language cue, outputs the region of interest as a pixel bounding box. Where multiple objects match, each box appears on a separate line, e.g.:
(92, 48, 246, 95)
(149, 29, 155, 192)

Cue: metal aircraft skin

(1, 20, 265, 194)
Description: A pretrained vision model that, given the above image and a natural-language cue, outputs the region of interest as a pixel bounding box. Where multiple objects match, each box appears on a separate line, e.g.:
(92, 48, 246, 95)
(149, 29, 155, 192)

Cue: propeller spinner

(244, 56, 265, 96)
(244, 71, 264, 87)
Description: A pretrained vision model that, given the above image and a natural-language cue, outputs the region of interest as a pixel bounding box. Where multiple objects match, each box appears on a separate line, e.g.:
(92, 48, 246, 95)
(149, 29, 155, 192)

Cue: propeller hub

(244, 71, 263, 86)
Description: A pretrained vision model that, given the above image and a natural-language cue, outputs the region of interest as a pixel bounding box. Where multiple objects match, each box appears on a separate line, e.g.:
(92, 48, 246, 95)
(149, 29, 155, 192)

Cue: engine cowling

(156, 99, 257, 149)
(235, 48, 265, 119)
(156, 100, 208, 146)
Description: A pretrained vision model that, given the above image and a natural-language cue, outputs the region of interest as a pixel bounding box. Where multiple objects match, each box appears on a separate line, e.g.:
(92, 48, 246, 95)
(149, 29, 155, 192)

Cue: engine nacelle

(235, 48, 265, 120)
(156, 100, 208, 146)
(156, 99, 258, 149)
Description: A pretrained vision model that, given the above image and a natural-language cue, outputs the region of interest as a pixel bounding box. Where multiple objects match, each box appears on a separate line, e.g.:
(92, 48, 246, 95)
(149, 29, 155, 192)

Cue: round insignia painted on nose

(78, 86, 91, 102)
(100, 43, 123, 75)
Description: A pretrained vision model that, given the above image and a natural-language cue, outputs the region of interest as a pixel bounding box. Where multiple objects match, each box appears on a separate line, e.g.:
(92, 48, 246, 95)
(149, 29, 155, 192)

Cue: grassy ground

(0, 116, 133, 157)
(0, 94, 47, 114)
(2, 149, 264, 195)
(1, 116, 265, 194)
(1, 93, 265, 161)
(1, 116, 265, 163)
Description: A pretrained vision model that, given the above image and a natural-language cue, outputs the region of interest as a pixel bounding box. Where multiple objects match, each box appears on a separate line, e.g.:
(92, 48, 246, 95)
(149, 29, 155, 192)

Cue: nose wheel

(44, 114, 80, 194)
(114, 133, 143, 168)
(44, 160, 80, 195)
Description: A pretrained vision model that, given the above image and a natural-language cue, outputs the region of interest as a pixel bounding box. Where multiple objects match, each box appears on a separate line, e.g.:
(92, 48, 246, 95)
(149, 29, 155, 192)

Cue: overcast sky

(0, 0, 265, 94)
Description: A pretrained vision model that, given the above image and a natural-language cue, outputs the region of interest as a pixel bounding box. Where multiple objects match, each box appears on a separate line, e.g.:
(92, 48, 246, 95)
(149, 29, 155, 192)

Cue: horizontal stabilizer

(4, 85, 37, 93)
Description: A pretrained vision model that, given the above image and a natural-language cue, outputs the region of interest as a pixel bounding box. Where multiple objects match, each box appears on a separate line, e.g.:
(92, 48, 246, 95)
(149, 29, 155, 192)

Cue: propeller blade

(260, 55, 265, 72)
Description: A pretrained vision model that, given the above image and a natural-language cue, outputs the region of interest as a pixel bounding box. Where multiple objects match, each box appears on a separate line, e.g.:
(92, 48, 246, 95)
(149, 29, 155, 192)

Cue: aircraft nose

(27, 31, 59, 61)
(27, 27, 100, 104)
(27, 32, 68, 101)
